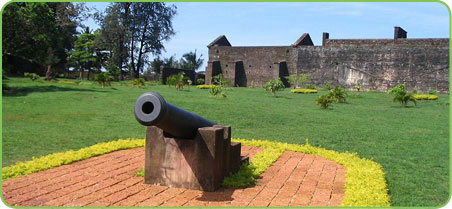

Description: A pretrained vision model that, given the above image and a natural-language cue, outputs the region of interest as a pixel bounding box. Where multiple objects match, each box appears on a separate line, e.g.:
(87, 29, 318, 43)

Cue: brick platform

(2, 146, 346, 207)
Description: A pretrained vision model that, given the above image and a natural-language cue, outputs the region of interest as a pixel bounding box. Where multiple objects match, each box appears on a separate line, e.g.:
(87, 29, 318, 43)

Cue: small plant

(263, 78, 285, 97)
(355, 83, 362, 92)
(387, 84, 416, 107)
(211, 74, 230, 86)
(285, 73, 311, 89)
(167, 72, 189, 91)
(210, 85, 226, 98)
(131, 78, 146, 88)
(412, 89, 418, 94)
(24, 72, 40, 81)
(196, 78, 205, 85)
(322, 84, 331, 90)
(315, 94, 334, 109)
(248, 81, 256, 88)
(330, 86, 347, 103)
(306, 84, 316, 90)
(95, 73, 112, 88)
(428, 89, 438, 95)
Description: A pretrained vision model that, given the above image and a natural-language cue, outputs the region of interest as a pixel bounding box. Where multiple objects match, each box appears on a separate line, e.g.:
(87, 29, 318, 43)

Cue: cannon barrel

(134, 92, 217, 139)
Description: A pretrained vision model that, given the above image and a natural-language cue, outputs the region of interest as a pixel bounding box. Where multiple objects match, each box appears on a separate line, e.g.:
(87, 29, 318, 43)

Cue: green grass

(2, 77, 450, 207)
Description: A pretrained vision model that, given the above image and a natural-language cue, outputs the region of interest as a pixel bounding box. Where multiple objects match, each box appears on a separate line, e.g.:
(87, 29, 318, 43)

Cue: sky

(83, 2, 450, 72)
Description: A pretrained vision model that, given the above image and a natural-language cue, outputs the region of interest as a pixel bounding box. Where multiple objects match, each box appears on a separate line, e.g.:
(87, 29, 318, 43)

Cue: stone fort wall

(205, 27, 449, 93)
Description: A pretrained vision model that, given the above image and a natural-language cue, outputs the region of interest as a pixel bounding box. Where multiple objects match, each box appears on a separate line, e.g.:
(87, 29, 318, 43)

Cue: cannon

(134, 92, 246, 191)
(134, 92, 216, 139)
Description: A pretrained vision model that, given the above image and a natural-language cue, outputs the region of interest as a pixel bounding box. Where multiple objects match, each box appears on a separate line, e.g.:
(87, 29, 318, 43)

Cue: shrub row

(196, 84, 216, 89)
(290, 89, 318, 94)
(2, 139, 145, 180)
(413, 94, 438, 100)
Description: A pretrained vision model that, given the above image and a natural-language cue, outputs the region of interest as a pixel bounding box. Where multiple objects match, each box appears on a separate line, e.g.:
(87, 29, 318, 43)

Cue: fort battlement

(205, 26, 449, 93)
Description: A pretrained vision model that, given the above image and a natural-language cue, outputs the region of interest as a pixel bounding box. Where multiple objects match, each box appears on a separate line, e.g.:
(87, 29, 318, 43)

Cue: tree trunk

(87, 70, 90, 80)
(45, 64, 53, 81)
(136, 16, 149, 79)
(79, 69, 83, 80)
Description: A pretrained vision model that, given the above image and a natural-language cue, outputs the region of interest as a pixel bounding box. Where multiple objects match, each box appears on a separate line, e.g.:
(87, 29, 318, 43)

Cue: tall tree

(67, 27, 99, 80)
(2, 2, 86, 79)
(99, 2, 176, 79)
(179, 50, 204, 71)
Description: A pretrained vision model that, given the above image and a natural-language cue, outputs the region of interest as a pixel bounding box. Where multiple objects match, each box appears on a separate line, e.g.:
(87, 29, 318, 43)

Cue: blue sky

(84, 2, 450, 72)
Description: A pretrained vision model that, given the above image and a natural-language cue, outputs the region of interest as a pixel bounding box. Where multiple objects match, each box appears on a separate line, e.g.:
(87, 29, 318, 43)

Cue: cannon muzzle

(134, 92, 217, 139)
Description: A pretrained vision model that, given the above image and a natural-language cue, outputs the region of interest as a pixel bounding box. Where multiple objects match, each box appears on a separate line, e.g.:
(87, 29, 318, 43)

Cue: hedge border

(413, 94, 439, 100)
(291, 88, 318, 94)
(2, 138, 390, 206)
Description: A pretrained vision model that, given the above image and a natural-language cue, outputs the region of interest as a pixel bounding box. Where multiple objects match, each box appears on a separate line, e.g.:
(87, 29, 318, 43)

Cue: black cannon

(134, 91, 245, 191)
(134, 91, 217, 139)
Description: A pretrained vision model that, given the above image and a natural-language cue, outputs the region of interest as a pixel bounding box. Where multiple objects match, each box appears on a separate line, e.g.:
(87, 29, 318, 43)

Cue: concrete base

(144, 125, 245, 191)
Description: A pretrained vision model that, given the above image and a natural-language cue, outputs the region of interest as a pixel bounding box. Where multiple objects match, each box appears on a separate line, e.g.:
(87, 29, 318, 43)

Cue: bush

(291, 89, 318, 94)
(263, 78, 285, 97)
(57, 80, 75, 85)
(197, 85, 216, 89)
(387, 84, 416, 107)
(322, 84, 331, 90)
(24, 72, 40, 81)
(167, 72, 190, 91)
(306, 84, 316, 89)
(196, 78, 205, 85)
(210, 85, 226, 98)
(96, 73, 112, 88)
(131, 78, 145, 87)
(428, 89, 438, 95)
(355, 83, 362, 92)
(413, 94, 438, 100)
(211, 74, 230, 86)
(315, 94, 334, 109)
(285, 73, 311, 89)
(330, 86, 347, 103)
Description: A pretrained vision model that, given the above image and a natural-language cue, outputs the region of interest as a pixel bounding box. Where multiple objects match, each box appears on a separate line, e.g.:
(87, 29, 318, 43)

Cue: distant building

(205, 26, 449, 92)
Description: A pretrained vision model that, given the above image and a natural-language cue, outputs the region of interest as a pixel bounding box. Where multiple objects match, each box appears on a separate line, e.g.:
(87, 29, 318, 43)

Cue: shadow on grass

(2, 85, 103, 97)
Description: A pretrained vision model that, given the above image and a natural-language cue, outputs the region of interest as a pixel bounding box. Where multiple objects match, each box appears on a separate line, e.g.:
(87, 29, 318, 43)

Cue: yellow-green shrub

(197, 84, 216, 89)
(4, 137, 390, 207)
(232, 138, 390, 207)
(413, 94, 438, 100)
(2, 139, 144, 180)
(57, 80, 75, 84)
(291, 88, 318, 94)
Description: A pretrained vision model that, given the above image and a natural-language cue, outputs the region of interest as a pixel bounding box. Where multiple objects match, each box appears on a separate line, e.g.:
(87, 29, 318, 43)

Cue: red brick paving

(2, 146, 346, 207)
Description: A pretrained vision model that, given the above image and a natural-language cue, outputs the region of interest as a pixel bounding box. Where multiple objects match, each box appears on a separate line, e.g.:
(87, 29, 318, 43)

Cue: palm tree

(388, 84, 417, 107)
(180, 50, 204, 71)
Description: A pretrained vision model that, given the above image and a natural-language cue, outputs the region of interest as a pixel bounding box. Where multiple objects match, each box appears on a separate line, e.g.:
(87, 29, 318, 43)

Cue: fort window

(216, 50, 219, 53)
(249, 65, 251, 67)
(286, 49, 289, 53)
(269, 66, 272, 68)
(225, 64, 228, 67)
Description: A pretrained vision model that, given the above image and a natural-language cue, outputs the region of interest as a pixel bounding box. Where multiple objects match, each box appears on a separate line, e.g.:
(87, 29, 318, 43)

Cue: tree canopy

(2, 2, 180, 80)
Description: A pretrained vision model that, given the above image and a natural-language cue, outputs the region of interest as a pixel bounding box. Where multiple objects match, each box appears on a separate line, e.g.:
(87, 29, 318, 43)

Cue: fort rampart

(205, 27, 449, 93)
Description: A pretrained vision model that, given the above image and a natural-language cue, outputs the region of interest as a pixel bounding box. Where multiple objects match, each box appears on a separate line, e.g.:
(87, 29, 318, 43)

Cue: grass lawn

(2, 77, 450, 206)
